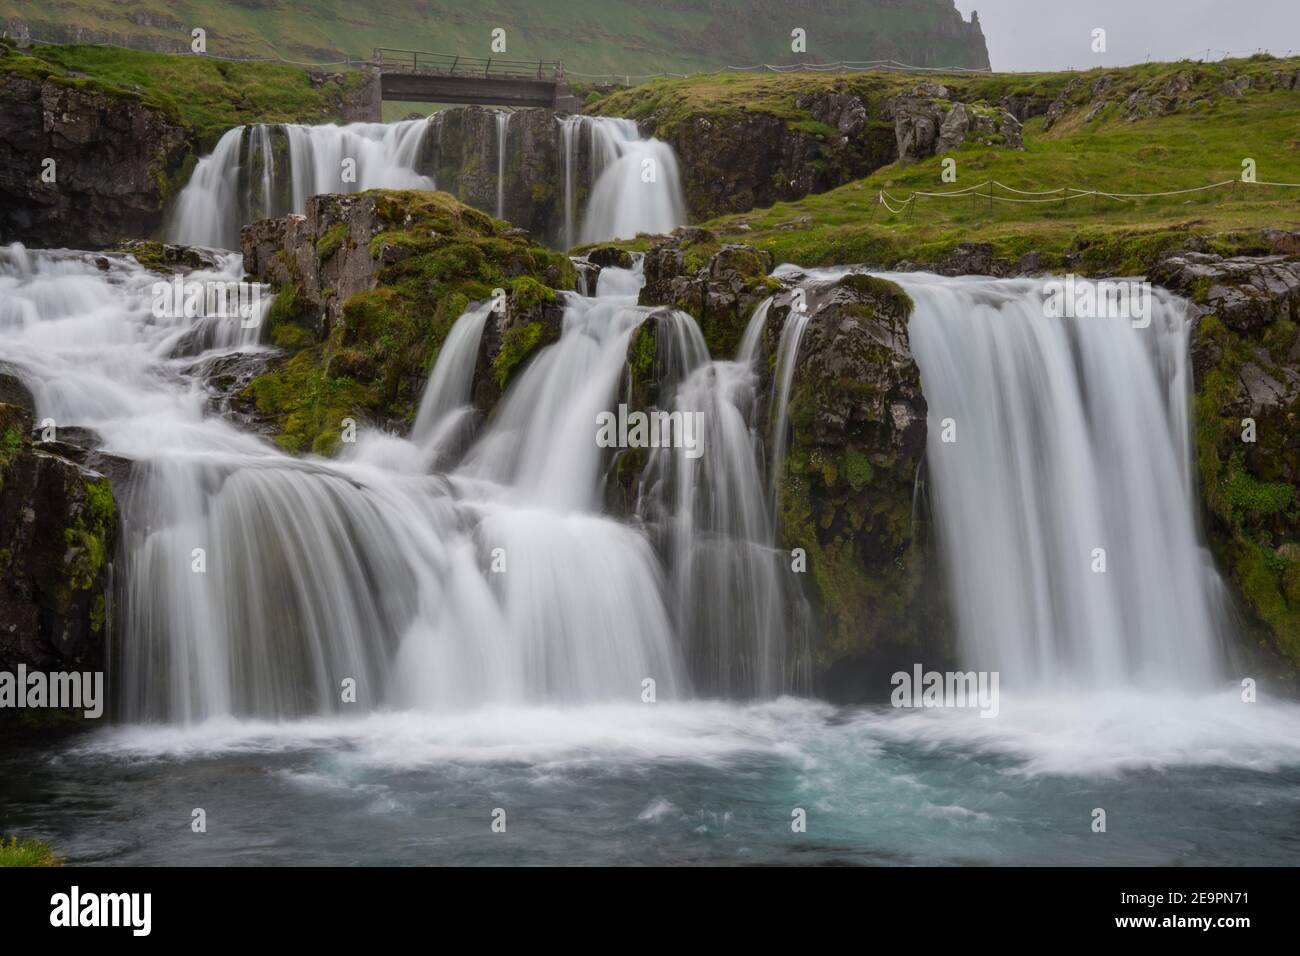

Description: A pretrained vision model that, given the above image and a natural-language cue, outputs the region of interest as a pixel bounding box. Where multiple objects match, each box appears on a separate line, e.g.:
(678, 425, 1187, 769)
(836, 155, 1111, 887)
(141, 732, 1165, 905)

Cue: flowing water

(3, 238, 1300, 864)
(169, 121, 435, 250)
(167, 114, 684, 252)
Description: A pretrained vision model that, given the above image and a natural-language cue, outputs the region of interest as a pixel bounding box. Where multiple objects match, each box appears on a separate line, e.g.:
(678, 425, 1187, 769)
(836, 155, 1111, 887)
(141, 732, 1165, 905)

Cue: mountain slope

(0, 0, 989, 76)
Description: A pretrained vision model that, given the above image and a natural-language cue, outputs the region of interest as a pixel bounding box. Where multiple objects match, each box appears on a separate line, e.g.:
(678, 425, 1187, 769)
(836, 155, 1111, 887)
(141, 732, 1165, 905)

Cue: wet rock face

(764, 274, 939, 692)
(637, 230, 777, 358)
(0, 392, 119, 677)
(652, 100, 897, 221)
(1150, 251, 1300, 679)
(0, 68, 190, 249)
(421, 107, 581, 247)
(242, 193, 387, 335)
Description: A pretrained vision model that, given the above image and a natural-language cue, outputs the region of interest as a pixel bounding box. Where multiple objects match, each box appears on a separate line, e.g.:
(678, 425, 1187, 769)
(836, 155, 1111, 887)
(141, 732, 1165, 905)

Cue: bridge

(369, 48, 582, 111)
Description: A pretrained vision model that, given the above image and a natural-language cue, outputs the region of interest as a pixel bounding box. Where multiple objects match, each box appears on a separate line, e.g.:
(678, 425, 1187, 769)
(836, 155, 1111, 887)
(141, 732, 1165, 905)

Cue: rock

(0, 370, 35, 416)
(764, 274, 939, 690)
(887, 86, 1021, 163)
(113, 239, 218, 273)
(1151, 253, 1300, 333)
(242, 193, 391, 335)
(0, 68, 190, 249)
(0, 401, 118, 680)
(637, 234, 777, 357)
(637, 90, 898, 221)
(794, 89, 868, 137)
(1150, 249, 1300, 680)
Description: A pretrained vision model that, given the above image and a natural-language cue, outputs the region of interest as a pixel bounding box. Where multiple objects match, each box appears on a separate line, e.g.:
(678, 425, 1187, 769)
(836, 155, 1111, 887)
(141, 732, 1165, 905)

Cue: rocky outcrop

(637, 228, 778, 357)
(634, 88, 899, 222)
(882, 82, 1023, 164)
(764, 274, 939, 694)
(239, 189, 575, 453)
(1150, 251, 1300, 676)
(0, 57, 189, 248)
(242, 193, 390, 336)
(421, 107, 585, 248)
(0, 382, 119, 683)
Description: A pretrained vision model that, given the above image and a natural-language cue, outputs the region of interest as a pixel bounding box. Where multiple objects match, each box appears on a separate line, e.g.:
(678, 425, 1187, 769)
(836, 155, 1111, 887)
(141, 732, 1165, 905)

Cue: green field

(592, 56, 1300, 271)
(0, 0, 988, 76)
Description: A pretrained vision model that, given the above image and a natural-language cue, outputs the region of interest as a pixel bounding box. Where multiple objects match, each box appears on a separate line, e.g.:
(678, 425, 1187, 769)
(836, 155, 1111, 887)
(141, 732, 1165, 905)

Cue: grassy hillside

(0, 0, 988, 76)
(0, 40, 359, 149)
(597, 55, 1300, 272)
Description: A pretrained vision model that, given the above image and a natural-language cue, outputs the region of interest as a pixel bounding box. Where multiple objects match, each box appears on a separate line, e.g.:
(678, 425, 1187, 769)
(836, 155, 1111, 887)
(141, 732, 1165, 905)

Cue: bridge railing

(373, 48, 563, 81)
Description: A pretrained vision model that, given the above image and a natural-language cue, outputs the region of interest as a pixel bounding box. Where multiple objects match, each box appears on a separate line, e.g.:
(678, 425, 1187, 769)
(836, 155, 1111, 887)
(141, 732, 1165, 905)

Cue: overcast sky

(952, 0, 1300, 71)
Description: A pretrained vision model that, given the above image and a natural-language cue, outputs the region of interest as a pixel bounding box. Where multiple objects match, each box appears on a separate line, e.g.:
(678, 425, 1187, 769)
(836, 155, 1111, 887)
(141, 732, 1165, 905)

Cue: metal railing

(372, 48, 563, 81)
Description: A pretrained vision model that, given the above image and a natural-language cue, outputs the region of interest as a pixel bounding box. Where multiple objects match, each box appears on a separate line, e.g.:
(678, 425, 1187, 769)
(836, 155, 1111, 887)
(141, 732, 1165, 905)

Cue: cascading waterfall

(494, 111, 511, 220)
(637, 297, 811, 695)
(167, 112, 683, 252)
(895, 272, 1232, 690)
(169, 120, 434, 250)
(559, 114, 583, 249)
(579, 117, 686, 244)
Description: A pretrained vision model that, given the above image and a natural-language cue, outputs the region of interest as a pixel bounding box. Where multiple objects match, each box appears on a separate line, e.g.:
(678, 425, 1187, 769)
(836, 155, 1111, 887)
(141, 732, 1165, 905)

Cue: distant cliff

(1, 0, 990, 75)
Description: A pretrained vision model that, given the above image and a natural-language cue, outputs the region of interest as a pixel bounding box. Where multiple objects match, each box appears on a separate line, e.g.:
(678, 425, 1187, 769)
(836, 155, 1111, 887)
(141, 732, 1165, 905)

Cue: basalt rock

(0, 398, 119, 682)
(631, 84, 898, 221)
(1151, 251, 1300, 678)
(637, 230, 778, 358)
(0, 63, 189, 249)
(237, 189, 575, 454)
(762, 273, 940, 696)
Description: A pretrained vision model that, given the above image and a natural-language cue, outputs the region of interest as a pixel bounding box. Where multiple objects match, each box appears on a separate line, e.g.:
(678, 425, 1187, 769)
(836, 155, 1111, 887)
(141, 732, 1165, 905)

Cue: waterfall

(559, 114, 583, 249)
(579, 118, 686, 244)
(168, 120, 434, 250)
(408, 301, 493, 465)
(167, 129, 245, 251)
(167, 113, 682, 252)
(896, 272, 1231, 690)
(637, 298, 811, 695)
(767, 296, 813, 509)
(494, 111, 511, 221)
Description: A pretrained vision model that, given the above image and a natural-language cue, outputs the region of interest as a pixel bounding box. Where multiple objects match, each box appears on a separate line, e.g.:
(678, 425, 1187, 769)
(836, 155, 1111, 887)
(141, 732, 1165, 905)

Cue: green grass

(0, 0, 987, 77)
(1, 42, 357, 149)
(626, 56, 1300, 269)
(0, 835, 62, 867)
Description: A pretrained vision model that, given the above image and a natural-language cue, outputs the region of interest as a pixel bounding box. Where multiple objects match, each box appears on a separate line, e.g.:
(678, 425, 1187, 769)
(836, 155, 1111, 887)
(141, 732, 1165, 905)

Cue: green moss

(844, 451, 874, 491)
(89, 593, 106, 635)
(494, 323, 547, 389)
(315, 223, 349, 261)
(249, 190, 574, 453)
(0, 836, 61, 868)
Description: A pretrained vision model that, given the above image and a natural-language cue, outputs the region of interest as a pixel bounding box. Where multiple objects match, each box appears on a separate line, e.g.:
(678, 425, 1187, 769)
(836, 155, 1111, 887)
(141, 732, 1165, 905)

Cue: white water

(169, 120, 434, 250)
(580, 117, 686, 244)
(8, 243, 1300, 870)
(494, 111, 511, 220)
(636, 298, 811, 694)
(167, 113, 684, 251)
(897, 273, 1230, 690)
(5, 244, 818, 720)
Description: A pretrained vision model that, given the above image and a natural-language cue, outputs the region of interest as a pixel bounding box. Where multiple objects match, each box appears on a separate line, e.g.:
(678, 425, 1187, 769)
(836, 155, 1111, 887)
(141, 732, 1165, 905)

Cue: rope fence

(875, 178, 1300, 216)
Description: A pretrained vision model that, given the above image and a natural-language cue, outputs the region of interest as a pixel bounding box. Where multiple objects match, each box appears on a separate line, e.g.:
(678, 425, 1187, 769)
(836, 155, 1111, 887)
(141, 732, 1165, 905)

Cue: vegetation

(591, 55, 1300, 271)
(0, 835, 61, 867)
(0, 40, 358, 150)
(1, 0, 987, 76)
(242, 190, 575, 455)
